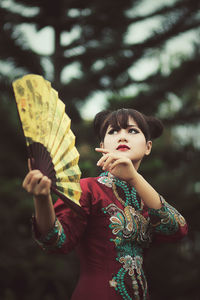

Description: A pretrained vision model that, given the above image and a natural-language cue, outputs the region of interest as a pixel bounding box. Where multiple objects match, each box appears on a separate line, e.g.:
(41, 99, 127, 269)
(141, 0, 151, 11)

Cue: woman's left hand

(95, 148, 137, 183)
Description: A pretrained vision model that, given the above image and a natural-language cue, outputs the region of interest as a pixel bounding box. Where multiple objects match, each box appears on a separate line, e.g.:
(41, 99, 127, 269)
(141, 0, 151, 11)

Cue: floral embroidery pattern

(105, 204, 152, 246)
(103, 204, 150, 300)
(34, 218, 66, 252)
(97, 173, 114, 188)
(148, 196, 187, 234)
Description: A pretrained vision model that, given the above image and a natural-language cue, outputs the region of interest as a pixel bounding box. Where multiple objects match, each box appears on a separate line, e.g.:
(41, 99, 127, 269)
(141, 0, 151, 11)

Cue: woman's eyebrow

(108, 125, 120, 129)
(127, 124, 139, 128)
(107, 124, 139, 130)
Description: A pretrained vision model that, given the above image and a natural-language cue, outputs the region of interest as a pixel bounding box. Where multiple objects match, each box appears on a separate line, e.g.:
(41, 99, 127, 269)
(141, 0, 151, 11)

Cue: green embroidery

(148, 196, 186, 235)
(104, 204, 150, 300)
(99, 172, 141, 210)
(35, 218, 66, 251)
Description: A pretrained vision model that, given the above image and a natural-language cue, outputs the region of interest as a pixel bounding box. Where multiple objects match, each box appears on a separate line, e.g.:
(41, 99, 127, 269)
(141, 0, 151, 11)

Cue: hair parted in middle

(93, 108, 164, 142)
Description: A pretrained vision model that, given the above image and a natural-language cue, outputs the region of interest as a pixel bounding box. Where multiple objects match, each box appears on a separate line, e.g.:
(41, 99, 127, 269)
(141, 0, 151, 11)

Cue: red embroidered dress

(34, 173, 188, 300)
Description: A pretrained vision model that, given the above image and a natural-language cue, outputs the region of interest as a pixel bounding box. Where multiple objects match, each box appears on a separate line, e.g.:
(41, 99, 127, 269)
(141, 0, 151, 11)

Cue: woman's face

(100, 116, 152, 169)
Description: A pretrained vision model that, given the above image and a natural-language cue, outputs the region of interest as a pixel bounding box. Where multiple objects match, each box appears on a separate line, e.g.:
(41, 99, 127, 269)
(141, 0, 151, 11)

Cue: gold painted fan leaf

(12, 74, 82, 207)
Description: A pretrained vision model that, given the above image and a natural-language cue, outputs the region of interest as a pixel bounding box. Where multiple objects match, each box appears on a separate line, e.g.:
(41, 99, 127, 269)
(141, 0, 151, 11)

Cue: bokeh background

(0, 0, 200, 299)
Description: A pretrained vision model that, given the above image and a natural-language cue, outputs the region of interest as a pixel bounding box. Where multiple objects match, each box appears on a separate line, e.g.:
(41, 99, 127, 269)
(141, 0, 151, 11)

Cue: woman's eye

(129, 128, 139, 134)
(108, 129, 118, 135)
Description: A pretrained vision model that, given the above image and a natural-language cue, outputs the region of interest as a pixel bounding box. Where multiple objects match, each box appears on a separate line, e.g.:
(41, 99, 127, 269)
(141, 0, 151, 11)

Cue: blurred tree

(0, 0, 200, 299)
(0, 0, 200, 120)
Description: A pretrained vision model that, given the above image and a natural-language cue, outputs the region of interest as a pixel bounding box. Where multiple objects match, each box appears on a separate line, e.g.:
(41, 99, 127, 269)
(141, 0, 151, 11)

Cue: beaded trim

(33, 218, 66, 251)
(148, 195, 186, 234)
(98, 172, 141, 210)
(97, 172, 114, 188)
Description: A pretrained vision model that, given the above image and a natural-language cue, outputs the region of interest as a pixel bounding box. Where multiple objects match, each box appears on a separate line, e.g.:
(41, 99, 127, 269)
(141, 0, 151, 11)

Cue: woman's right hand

(22, 159, 51, 200)
(23, 160, 55, 236)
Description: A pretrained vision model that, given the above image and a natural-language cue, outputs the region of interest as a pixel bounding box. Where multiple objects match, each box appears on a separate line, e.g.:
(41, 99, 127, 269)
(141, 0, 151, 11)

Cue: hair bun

(145, 116, 164, 140)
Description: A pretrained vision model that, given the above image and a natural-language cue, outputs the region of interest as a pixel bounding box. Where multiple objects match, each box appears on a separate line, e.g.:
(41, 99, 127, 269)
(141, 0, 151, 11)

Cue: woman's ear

(145, 140, 152, 156)
(100, 141, 104, 149)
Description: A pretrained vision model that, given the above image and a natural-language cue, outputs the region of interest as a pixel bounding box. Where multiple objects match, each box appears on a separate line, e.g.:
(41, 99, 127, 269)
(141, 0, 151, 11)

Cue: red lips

(117, 144, 130, 150)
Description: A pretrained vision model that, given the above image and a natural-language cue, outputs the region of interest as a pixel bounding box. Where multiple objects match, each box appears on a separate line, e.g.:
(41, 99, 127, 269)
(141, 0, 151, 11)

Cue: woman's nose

(118, 130, 128, 142)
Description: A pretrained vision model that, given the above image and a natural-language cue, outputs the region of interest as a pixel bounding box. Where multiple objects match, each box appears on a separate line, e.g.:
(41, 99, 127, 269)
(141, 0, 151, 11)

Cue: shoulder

(79, 176, 105, 213)
(79, 175, 109, 203)
(80, 176, 101, 191)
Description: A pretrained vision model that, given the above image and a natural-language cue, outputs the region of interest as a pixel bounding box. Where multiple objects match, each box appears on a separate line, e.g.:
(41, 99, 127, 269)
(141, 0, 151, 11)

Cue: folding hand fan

(13, 74, 84, 216)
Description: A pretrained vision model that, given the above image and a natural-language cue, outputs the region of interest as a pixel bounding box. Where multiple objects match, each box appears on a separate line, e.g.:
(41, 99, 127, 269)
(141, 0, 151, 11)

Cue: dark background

(0, 0, 200, 299)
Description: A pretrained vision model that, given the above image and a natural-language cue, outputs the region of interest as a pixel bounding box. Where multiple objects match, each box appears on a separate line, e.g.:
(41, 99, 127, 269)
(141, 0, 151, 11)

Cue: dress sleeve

(32, 178, 92, 254)
(148, 195, 188, 242)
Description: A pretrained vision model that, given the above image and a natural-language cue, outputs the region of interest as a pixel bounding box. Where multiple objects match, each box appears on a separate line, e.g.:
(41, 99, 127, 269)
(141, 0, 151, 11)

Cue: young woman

(23, 108, 188, 300)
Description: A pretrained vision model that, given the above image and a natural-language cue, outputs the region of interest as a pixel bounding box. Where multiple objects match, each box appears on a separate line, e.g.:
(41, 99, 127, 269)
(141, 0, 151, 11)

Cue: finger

(39, 176, 51, 189)
(109, 158, 126, 171)
(95, 148, 110, 154)
(31, 172, 44, 185)
(97, 152, 121, 167)
(97, 153, 110, 166)
(27, 173, 44, 193)
(34, 176, 51, 196)
(22, 169, 41, 189)
(23, 171, 43, 192)
(102, 156, 118, 170)
(28, 159, 32, 171)
(97, 152, 122, 166)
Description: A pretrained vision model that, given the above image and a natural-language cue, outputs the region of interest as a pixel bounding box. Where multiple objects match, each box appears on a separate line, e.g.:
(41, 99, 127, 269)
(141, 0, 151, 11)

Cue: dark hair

(93, 108, 163, 142)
